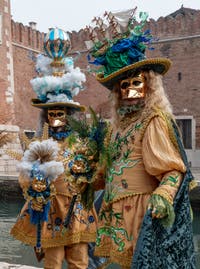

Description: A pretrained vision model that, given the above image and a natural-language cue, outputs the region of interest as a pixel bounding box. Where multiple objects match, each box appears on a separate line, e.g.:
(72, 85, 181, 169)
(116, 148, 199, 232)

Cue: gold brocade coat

(94, 109, 186, 268)
(10, 139, 98, 249)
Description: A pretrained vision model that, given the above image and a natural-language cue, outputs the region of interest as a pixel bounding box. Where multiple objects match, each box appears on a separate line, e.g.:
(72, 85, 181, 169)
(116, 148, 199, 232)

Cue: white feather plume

(22, 139, 59, 163)
(39, 161, 64, 181)
(30, 60, 86, 101)
(18, 139, 64, 182)
(35, 54, 53, 76)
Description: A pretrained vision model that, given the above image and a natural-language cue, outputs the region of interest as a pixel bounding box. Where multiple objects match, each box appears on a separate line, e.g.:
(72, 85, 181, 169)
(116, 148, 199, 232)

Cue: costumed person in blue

(10, 28, 105, 269)
(85, 8, 197, 268)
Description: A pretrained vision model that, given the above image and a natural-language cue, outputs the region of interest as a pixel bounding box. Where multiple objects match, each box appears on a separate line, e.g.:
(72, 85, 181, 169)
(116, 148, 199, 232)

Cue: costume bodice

(108, 111, 186, 202)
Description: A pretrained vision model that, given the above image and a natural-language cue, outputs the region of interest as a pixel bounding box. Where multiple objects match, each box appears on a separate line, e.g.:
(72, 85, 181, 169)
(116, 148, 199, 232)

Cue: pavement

(0, 263, 41, 269)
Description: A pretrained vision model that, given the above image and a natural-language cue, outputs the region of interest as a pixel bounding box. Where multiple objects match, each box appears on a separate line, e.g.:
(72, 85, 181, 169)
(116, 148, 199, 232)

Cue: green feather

(89, 106, 98, 127)
(67, 115, 90, 138)
(81, 184, 95, 211)
(66, 133, 77, 148)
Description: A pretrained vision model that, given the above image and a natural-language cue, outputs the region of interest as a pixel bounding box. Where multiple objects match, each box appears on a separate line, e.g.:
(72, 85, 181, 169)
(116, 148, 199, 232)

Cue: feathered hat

(85, 8, 171, 90)
(31, 28, 86, 111)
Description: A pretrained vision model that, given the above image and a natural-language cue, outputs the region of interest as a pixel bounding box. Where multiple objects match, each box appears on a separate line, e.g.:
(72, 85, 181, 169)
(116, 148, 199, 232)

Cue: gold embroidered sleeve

(153, 170, 183, 204)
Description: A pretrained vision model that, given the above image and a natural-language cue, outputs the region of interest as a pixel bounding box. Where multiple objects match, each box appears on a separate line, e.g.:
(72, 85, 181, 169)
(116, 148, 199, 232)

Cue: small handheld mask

(31, 178, 47, 192)
(48, 108, 67, 127)
(120, 72, 147, 100)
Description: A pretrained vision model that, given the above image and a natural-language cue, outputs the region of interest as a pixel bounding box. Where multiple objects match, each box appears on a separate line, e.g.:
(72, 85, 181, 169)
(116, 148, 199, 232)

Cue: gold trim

(95, 247, 132, 267)
(42, 122, 49, 140)
(56, 191, 71, 197)
(96, 58, 172, 89)
(140, 108, 179, 153)
(11, 227, 96, 248)
(189, 179, 198, 191)
(94, 244, 111, 258)
(110, 251, 132, 268)
(153, 188, 173, 205)
(111, 191, 152, 204)
(31, 98, 86, 112)
(21, 132, 32, 148)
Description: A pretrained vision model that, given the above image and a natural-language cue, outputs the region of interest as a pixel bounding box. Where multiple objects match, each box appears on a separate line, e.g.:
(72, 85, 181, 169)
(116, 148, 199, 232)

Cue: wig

(110, 70, 173, 131)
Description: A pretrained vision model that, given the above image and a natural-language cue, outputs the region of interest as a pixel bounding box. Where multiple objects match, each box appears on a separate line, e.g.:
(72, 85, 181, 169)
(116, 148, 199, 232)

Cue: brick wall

(147, 36, 200, 148)
(11, 22, 110, 130)
(1, 2, 200, 149)
(11, 20, 45, 130)
(0, 0, 15, 124)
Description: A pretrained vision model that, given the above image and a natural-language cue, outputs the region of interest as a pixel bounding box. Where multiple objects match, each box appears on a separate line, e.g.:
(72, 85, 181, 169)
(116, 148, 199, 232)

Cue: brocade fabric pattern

(131, 120, 196, 269)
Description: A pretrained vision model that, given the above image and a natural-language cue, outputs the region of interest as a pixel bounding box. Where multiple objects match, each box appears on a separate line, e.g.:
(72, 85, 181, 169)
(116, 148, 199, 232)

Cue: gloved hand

(148, 194, 168, 218)
(148, 194, 175, 227)
(148, 170, 183, 227)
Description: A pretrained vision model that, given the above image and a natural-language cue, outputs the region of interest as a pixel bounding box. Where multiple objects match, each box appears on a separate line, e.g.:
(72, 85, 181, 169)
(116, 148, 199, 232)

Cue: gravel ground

(0, 263, 41, 269)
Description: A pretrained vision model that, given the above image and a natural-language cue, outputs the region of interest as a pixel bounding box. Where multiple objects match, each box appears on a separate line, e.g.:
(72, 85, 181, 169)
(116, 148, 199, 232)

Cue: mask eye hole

(132, 80, 142, 87)
(48, 112, 55, 117)
(57, 112, 64, 117)
(120, 82, 130, 89)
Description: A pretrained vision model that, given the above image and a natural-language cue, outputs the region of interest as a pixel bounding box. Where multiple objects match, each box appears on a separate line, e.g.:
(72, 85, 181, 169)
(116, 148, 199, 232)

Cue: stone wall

(1, 3, 200, 154)
(0, 124, 22, 175)
(0, 0, 15, 125)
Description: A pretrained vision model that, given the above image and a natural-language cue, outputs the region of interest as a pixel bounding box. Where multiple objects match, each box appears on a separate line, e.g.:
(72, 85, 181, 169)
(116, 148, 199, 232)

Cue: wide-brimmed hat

(31, 98, 86, 111)
(86, 9, 171, 90)
(31, 28, 86, 112)
(30, 59, 86, 111)
(96, 57, 171, 90)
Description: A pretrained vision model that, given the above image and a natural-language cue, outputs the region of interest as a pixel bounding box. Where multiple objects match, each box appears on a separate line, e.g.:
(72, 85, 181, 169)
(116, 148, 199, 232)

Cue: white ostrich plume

(22, 139, 59, 163)
(35, 54, 52, 76)
(30, 67, 86, 99)
(39, 161, 64, 181)
(18, 139, 64, 182)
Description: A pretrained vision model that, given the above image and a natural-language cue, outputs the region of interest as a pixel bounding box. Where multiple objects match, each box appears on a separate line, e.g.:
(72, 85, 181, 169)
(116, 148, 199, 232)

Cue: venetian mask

(71, 155, 90, 174)
(31, 178, 47, 192)
(48, 108, 67, 127)
(120, 72, 147, 100)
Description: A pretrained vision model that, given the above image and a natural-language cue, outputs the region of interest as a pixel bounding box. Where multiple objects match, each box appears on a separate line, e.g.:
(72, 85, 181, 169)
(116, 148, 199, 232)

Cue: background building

(0, 0, 200, 175)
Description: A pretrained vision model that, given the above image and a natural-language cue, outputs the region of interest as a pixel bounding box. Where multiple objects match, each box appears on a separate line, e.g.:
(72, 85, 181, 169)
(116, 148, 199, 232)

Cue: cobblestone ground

(0, 263, 41, 269)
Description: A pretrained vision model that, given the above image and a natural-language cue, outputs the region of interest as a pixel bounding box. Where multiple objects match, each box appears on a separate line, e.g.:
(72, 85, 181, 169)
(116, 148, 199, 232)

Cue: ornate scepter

(17, 139, 64, 253)
(63, 194, 77, 230)
(61, 108, 108, 233)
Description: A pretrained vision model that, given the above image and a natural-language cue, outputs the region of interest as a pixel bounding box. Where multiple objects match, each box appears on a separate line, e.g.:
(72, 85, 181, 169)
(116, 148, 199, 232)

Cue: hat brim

(96, 58, 172, 90)
(31, 99, 86, 112)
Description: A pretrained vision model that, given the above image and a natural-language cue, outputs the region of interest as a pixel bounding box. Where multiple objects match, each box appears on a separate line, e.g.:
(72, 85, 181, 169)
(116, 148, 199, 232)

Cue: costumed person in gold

(10, 28, 106, 269)
(85, 9, 197, 269)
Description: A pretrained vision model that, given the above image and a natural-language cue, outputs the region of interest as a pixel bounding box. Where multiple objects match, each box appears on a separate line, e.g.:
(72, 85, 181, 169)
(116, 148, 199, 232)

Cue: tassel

(29, 201, 51, 225)
(62, 195, 77, 234)
(36, 220, 42, 252)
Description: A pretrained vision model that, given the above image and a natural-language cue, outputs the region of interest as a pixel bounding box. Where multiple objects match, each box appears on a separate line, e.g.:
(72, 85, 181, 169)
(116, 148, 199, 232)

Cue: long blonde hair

(110, 70, 173, 130)
(144, 70, 172, 115)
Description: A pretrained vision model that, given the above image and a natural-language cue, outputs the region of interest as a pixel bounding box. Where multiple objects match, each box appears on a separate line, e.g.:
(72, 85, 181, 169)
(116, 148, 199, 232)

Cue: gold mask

(31, 178, 47, 192)
(120, 72, 146, 100)
(48, 109, 67, 127)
